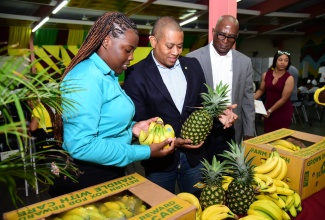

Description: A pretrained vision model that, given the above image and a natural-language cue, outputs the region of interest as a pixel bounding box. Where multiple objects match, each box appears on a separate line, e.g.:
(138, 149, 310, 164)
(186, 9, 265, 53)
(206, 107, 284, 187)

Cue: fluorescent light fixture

(52, 0, 68, 14)
(32, 16, 49, 32)
(179, 12, 196, 20)
(316, 13, 325, 18)
(180, 16, 198, 26)
(262, 21, 302, 34)
(237, 0, 242, 2)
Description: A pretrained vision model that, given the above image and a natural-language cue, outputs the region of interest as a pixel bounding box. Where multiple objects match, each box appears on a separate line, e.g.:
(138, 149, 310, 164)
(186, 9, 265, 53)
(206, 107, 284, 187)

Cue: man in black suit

(124, 16, 236, 195)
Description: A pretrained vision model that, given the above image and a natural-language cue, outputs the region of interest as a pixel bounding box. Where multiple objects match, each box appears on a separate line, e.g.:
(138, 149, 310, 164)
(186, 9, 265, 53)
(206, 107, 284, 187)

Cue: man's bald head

(151, 16, 183, 40)
(215, 15, 239, 34)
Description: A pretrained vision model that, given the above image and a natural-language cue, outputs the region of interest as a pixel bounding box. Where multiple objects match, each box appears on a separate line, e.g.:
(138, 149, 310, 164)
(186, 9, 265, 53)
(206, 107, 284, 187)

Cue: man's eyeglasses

(215, 32, 237, 43)
(278, 50, 290, 56)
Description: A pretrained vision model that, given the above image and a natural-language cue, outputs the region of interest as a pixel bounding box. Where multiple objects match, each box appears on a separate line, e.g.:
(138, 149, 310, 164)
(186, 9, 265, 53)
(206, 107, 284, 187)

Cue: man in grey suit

(288, 65, 299, 102)
(187, 15, 255, 143)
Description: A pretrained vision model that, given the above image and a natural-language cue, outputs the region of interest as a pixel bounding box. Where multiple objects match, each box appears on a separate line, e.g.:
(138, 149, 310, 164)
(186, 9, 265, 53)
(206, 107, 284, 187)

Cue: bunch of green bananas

(48, 194, 147, 220)
(268, 139, 301, 152)
(138, 118, 175, 148)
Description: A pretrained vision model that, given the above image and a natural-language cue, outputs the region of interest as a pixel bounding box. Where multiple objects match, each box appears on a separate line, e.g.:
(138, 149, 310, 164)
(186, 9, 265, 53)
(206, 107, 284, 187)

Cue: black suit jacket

(124, 52, 234, 173)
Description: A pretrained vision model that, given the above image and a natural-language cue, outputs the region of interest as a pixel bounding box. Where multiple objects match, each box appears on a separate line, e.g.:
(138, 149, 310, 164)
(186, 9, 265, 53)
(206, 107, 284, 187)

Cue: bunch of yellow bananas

(200, 204, 237, 220)
(254, 150, 287, 181)
(53, 194, 147, 220)
(268, 139, 301, 152)
(247, 189, 302, 220)
(177, 192, 237, 220)
(139, 118, 175, 148)
(177, 192, 202, 220)
(250, 150, 303, 219)
(221, 175, 234, 191)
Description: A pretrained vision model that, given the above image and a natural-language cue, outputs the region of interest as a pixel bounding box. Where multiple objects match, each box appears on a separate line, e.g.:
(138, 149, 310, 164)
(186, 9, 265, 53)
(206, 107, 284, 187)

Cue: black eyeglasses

(215, 32, 237, 43)
(278, 50, 290, 56)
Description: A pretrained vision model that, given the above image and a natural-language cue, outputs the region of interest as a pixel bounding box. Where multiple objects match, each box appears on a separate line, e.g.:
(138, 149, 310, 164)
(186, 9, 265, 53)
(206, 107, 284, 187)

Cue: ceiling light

(52, 0, 69, 14)
(180, 16, 198, 26)
(237, 0, 242, 2)
(179, 12, 196, 20)
(262, 21, 302, 34)
(32, 16, 49, 32)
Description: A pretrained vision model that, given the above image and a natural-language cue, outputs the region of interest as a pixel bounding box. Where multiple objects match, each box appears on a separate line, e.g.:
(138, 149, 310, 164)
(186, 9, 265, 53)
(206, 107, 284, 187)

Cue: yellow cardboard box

(244, 128, 325, 200)
(3, 173, 196, 220)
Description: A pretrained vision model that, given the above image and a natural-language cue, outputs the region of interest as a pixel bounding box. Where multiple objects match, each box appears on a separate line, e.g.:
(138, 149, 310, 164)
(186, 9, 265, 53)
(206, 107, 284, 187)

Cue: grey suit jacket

(187, 44, 255, 143)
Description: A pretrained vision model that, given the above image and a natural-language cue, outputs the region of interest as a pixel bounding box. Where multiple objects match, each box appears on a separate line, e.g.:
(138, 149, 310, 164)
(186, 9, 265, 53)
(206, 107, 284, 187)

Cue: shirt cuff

(133, 144, 151, 160)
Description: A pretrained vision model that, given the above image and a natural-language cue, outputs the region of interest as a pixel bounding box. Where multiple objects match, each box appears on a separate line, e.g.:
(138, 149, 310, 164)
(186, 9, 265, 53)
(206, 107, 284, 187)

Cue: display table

(295, 187, 325, 219)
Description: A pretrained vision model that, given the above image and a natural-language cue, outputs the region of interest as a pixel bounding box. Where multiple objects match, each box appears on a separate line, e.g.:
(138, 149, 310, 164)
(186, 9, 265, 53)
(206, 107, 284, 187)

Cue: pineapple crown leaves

(200, 155, 229, 185)
(200, 82, 230, 117)
(219, 140, 256, 184)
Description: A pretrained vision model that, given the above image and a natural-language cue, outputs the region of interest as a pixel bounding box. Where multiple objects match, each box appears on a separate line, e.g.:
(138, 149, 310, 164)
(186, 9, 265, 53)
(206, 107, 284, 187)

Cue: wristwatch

(267, 109, 272, 114)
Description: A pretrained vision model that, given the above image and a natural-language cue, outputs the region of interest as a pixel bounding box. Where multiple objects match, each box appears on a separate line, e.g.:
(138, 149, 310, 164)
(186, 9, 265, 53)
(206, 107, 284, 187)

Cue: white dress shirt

(151, 52, 187, 113)
(209, 42, 233, 104)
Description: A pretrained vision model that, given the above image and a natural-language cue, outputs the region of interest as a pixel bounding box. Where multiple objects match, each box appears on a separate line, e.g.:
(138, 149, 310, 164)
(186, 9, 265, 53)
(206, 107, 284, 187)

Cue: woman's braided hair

(62, 12, 138, 78)
(54, 12, 138, 144)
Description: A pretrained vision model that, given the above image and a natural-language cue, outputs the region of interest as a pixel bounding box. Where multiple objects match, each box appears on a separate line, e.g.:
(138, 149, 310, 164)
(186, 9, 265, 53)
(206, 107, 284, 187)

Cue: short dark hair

(151, 16, 182, 39)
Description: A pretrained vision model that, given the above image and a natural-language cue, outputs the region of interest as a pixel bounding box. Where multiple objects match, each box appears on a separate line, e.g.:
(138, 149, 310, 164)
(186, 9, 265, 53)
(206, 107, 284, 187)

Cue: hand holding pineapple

(181, 82, 230, 145)
(174, 138, 204, 149)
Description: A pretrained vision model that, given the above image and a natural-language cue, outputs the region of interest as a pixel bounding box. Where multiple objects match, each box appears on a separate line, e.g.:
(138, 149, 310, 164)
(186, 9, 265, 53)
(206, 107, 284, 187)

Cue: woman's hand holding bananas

(132, 117, 160, 137)
(138, 118, 176, 157)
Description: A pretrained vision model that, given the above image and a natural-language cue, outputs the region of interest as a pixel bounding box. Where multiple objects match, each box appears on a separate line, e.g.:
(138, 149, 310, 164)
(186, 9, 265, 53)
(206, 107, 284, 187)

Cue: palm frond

(0, 148, 79, 208)
(0, 45, 81, 208)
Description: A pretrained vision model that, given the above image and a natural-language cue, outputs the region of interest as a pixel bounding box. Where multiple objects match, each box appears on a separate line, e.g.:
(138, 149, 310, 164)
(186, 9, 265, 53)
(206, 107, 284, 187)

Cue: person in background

(307, 78, 319, 94)
(298, 78, 309, 94)
(123, 16, 237, 196)
(254, 50, 294, 133)
(27, 100, 53, 134)
(48, 12, 175, 197)
(27, 100, 55, 150)
(186, 15, 255, 143)
(288, 65, 299, 102)
(318, 63, 325, 87)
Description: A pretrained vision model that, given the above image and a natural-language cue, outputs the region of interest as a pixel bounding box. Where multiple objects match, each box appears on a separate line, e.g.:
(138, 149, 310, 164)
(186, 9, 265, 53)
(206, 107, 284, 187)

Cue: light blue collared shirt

(151, 52, 187, 113)
(61, 52, 150, 166)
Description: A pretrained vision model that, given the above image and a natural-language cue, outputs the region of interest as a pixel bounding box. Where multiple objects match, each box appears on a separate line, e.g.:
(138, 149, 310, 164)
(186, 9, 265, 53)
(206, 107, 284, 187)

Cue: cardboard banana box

(244, 128, 325, 200)
(3, 173, 196, 220)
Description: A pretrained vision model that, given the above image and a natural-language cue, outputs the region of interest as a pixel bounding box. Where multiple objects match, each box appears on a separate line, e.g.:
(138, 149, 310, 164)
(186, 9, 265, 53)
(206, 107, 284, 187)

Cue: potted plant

(0, 44, 78, 209)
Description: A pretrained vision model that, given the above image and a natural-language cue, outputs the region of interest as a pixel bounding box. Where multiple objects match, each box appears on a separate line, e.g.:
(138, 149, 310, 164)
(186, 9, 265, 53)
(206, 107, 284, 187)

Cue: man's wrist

(267, 109, 272, 114)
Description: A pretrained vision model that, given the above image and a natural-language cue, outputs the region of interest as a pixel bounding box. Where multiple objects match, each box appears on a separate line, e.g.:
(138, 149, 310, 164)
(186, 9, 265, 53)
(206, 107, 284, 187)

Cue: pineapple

(181, 82, 229, 144)
(220, 140, 256, 215)
(199, 155, 228, 210)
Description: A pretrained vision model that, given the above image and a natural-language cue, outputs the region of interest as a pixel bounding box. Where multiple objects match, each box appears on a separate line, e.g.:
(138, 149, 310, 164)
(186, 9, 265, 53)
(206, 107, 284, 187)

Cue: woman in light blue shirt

(49, 12, 175, 197)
